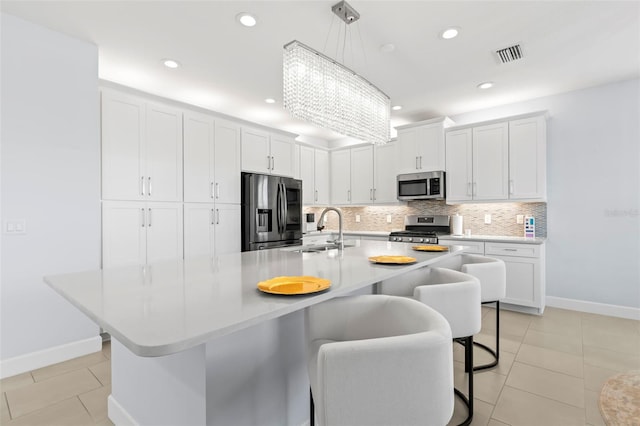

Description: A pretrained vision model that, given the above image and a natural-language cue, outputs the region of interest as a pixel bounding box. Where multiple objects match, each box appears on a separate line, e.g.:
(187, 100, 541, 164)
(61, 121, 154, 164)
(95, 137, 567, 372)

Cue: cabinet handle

(210, 182, 215, 199)
(509, 180, 514, 195)
(373, 188, 376, 201)
(140, 177, 145, 196)
(267, 156, 271, 170)
(347, 190, 351, 202)
(419, 156, 423, 169)
(315, 190, 318, 202)
(271, 156, 275, 171)
(215, 182, 220, 199)
(416, 156, 420, 170)
(147, 208, 152, 227)
(216, 209, 220, 225)
(503, 248, 518, 252)
(211, 209, 215, 225)
(370, 188, 373, 200)
(148, 177, 152, 196)
(140, 208, 145, 227)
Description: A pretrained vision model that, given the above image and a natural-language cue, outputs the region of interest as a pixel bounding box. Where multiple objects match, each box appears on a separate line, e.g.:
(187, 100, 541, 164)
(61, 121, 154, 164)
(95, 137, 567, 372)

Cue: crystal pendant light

(283, 2, 390, 145)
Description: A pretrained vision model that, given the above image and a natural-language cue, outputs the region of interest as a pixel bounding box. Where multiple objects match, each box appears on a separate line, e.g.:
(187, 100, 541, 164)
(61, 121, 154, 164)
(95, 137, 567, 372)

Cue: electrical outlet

(386, 215, 392, 223)
(484, 214, 491, 224)
(516, 214, 524, 224)
(355, 214, 361, 223)
(4, 220, 26, 235)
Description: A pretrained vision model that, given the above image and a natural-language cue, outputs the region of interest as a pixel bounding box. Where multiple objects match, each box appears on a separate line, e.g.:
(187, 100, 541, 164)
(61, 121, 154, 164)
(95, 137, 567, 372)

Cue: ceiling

(2, 1, 639, 145)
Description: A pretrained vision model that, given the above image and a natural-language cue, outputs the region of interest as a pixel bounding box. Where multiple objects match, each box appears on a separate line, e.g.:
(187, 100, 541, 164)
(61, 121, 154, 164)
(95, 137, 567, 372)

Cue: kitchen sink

(283, 241, 356, 253)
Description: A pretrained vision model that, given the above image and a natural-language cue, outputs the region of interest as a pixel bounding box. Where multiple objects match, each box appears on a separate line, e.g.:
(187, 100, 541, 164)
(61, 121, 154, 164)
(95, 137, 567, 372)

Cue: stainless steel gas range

(388, 215, 451, 244)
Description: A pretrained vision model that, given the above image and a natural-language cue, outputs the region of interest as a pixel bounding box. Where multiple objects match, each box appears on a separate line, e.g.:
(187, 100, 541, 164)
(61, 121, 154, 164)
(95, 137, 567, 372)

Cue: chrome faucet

(317, 207, 344, 249)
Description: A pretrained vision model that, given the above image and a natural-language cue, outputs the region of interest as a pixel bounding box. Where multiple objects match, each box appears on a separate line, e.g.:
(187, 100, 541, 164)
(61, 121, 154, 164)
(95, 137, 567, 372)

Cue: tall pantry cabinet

(183, 111, 241, 258)
(101, 89, 184, 267)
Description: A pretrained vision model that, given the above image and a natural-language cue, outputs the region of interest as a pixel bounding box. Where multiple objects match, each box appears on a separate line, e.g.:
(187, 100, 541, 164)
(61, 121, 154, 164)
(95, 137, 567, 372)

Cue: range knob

(417, 238, 424, 243)
(407, 237, 413, 242)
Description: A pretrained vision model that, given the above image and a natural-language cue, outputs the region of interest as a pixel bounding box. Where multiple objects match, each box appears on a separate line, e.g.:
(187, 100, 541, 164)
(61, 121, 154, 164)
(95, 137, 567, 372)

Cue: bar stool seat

(380, 267, 482, 425)
(306, 294, 454, 426)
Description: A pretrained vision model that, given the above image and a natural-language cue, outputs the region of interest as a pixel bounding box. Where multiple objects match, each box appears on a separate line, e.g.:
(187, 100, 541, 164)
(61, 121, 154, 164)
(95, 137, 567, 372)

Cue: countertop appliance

(241, 172, 303, 251)
(388, 215, 451, 243)
(397, 171, 445, 201)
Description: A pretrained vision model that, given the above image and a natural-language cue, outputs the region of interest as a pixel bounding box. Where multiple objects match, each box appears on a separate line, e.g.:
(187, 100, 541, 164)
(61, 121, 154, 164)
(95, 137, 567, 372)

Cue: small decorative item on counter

(524, 216, 535, 238)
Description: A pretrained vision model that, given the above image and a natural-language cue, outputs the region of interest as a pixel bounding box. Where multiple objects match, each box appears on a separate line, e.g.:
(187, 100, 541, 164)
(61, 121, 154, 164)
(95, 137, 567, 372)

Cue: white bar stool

(306, 294, 454, 426)
(436, 254, 507, 371)
(380, 267, 481, 425)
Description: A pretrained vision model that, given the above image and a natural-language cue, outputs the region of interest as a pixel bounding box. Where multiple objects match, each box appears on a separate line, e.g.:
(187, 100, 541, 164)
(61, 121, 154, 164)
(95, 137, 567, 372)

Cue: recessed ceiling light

(265, 98, 276, 104)
(162, 59, 180, 69)
(392, 105, 402, 111)
(440, 27, 460, 40)
(236, 12, 257, 27)
(477, 81, 494, 89)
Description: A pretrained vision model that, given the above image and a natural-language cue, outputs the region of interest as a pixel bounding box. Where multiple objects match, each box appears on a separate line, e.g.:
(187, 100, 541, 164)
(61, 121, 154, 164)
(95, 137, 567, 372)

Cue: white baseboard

(108, 395, 138, 426)
(546, 296, 640, 320)
(0, 335, 102, 379)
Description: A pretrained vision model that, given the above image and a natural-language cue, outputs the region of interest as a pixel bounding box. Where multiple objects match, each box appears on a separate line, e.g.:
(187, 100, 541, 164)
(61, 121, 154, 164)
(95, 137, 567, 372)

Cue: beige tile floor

(1, 307, 639, 425)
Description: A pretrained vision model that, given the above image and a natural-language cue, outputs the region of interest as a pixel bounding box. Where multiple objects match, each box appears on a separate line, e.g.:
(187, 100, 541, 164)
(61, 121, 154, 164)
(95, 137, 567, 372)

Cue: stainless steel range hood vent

(495, 44, 523, 64)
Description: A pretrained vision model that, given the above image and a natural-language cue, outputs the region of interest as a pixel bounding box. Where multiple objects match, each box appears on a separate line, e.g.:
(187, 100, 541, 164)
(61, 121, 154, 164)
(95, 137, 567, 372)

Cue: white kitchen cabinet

(472, 122, 509, 200)
(300, 146, 330, 205)
(444, 128, 473, 201)
(508, 115, 547, 200)
(184, 112, 242, 204)
(184, 203, 241, 258)
(350, 145, 374, 204)
(102, 89, 183, 202)
(485, 242, 545, 313)
(241, 126, 295, 177)
(102, 201, 183, 268)
(445, 112, 547, 203)
(373, 142, 398, 203)
(396, 117, 454, 174)
(330, 149, 351, 204)
(330, 144, 396, 205)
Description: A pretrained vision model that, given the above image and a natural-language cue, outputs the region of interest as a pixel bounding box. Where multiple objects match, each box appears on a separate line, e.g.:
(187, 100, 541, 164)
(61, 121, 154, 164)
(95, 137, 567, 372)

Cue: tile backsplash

(305, 201, 547, 237)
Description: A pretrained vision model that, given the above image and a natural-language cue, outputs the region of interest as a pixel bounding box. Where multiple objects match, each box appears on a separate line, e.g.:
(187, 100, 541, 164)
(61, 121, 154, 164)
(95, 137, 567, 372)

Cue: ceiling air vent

(495, 44, 523, 64)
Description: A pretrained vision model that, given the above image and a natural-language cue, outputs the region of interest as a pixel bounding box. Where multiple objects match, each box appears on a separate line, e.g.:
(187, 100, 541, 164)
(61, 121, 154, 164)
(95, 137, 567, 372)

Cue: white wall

(1, 14, 101, 364)
(450, 78, 640, 309)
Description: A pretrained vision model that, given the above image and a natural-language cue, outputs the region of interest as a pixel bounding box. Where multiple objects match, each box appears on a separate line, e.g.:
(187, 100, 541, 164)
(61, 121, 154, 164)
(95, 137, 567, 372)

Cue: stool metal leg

(453, 335, 474, 426)
(473, 300, 500, 371)
(310, 388, 315, 426)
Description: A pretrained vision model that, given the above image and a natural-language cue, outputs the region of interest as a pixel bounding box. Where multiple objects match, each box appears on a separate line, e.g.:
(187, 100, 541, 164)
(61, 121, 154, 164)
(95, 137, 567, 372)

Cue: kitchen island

(45, 240, 466, 426)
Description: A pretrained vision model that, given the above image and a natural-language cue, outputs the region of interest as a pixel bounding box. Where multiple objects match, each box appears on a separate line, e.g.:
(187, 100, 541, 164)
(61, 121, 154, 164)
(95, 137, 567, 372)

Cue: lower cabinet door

(494, 255, 541, 308)
(184, 203, 215, 259)
(145, 202, 184, 264)
(214, 204, 242, 255)
(102, 201, 147, 268)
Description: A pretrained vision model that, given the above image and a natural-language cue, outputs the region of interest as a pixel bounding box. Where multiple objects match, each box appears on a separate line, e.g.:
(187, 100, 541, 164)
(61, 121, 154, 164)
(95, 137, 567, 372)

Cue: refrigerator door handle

(276, 182, 283, 234)
(282, 182, 288, 236)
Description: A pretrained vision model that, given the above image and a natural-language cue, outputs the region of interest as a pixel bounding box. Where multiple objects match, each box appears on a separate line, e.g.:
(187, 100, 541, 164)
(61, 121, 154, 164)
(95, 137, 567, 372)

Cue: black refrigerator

(241, 172, 303, 251)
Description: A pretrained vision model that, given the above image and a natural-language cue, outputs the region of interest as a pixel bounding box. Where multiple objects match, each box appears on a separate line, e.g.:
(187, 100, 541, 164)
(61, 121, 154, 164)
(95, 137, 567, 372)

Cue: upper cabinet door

(509, 116, 547, 201)
(330, 149, 351, 205)
(416, 124, 446, 172)
(472, 122, 509, 200)
(241, 127, 271, 174)
(374, 142, 398, 203)
(314, 149, 330, 205)
(445, 128, 473, 202)
(145, 102, 183, 202)
(396, 127, 420, 174)
(269, 134, 295, 177)
(101, 91, 145, 201)
(183, 111, 215, 202)
(350, 145, 374, 204)
(214, 119, 242, 204)
(300, 146, 316, 205)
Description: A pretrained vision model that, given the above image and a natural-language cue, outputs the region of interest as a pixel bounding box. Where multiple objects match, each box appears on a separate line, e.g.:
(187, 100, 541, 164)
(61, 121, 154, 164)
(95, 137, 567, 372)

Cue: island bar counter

(45, 240, 467, 425)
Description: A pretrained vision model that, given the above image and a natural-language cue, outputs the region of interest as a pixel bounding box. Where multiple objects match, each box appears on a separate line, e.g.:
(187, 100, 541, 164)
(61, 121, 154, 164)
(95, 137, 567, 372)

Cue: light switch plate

(4, 220, 26, 235)
(516, 214, 524, 224)
(355, 214, 361, 223)
(484, 214, 491, 224)
(386, 215, 392, 223)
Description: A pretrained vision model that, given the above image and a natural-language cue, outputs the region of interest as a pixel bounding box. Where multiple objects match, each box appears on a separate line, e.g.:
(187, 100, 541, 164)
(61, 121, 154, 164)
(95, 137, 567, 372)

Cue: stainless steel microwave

(397, 171, 446, 201)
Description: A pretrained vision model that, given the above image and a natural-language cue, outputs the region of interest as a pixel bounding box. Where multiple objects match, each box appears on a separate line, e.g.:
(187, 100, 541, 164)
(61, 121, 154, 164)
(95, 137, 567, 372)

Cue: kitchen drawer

(485, 242, 540, 258)
(439, 239, 484, 254)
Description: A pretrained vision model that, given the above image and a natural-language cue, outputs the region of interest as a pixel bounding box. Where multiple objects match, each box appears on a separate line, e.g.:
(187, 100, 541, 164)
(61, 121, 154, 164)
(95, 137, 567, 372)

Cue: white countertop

(45, 240, 466, 357)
